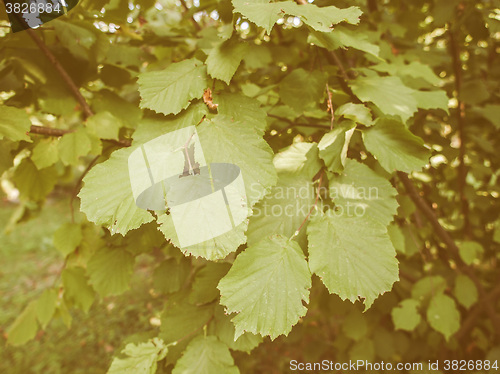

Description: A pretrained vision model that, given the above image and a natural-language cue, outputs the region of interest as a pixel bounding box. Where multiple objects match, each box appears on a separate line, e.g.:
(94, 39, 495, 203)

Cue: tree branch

(25, 29, 94, 119)
(179, 0, 202, 31)
(397, 171, 500, 335)
(449, 27, 470, 235)
(30, 124, 132, 147)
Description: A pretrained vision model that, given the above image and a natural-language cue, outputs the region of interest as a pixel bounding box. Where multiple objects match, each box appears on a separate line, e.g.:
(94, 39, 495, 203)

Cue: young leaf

(153, 258, 191, 295)
(86, 111, 121, 140)
(108, 338, 168, 374)
(172, 336, 239, 374)
(218, 235, 311, 340)
(62, 267, 96, 313)
(189, 262, 231, 304)
(13, 159, 57, 201)
(273, 142, 322, 180)
(206, 38, 248, 84)
(328, 159, 398, 227)
(454, 274, 478, 309)
(87, 248, 135, 296)
(7, 301, 38, 346)
(318, 120, 356, 173)
(53, 223, 83, 257)
(0, 105, 32, 142)
(36, 289, 57, 329)
(138, 59, 207, 115)
(31, 138, 60, 169)
(58, 128, 92, 166)
(391, 299, 421, 331)
(335, 103, 373, 126)
(307, 210, 399, 309)
(426, 293, 460, 341)
(362, 118, 430, 173)
(309, 27, 380, 58)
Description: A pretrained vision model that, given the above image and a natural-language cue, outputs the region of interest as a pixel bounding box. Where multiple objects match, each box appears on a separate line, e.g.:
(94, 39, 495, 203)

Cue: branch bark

(30, 124, 131, 147)
(26, 29, 94, 119)
(449, 27, 470, 235)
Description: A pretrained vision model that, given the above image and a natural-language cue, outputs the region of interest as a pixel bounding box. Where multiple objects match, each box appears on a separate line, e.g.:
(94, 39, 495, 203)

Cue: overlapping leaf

(218, 235, 311, 340)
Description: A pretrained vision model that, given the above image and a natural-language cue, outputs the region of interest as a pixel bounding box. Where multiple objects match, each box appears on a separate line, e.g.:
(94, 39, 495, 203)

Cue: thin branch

(397, 171, 500, 335)
(449, 27, 470, 235)
(70, 155, 100, 222)
(25, 29, 94, 119)
(326, 83, 334, 130)
(30, 125, 132, 147)
(291, 172, 324, 239)
(329, 51, 350, 82)
(267, 114, 331, 129)
(179, 0, 202, 31)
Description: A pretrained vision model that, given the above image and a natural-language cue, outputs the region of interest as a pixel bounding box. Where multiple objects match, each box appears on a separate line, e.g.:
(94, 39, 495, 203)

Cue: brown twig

(326, 83, 334, 130)
(292, 172, 324, 239)
(70, 155, 101, 222)
(397, 171, 500, 335)
(179, 0, 202, 31)
(25, 29, 94, 119)
(30, 125, 132, 147)
(449, 27, 470, 235)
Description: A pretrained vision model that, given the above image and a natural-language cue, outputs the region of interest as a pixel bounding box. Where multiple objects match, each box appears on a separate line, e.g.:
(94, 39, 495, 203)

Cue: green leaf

(53, 223, 83, 257)
(279, 69, 327, 112)
(158, 213, 247, 261)
(342, 311, 368, 341)
(218, 235, 311, 340)
(138, 59, 207, 115)
(36, 289, 57, 329)
(411, 276, 447, 302)
(372, 61, 442, 86)
(31, 138, 59, 169)
(412, 90, 449, 113)
(62, 267, 96, 313)
(318, 120, 356, 173)
(212, 306, 262, 352)
(79, 147, 153, 235)
(247, 175, 316, 248)
(273, 142, 322, 180)
(335, 103, 373, 126)
(206, 38, 248, 84)
(362, 118, 430, 173)
(232, 0, 361, 34)
(458, 241, 483, 265)
(153, 258, 191, 295)
(58, 128, 92, 166)
(52, 20, 97, 60)
(87, 248, 135, 296)
(350, 76, 418, 122)
(7, 301, 38, 346)
(0, 105, 32, 142)
(213, 93, 267, 135)
(328, 159, 398, 227)
(309, 27, 379, 57)
(391, 299, 421, 331)
(478, 104, 500, 129)
(426, 293, 460, 341)
(172, 336, 239, 374)
(454, 274, 478, 309)
(108, 338, 168, 374)
(199, 116, 277, 206)
(189, 262, 231, 304)
(307, 210, 399, 309)
(86, 111, 122, 140)
(160, 299, 214, 344)
(13, 159, 57, 201)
